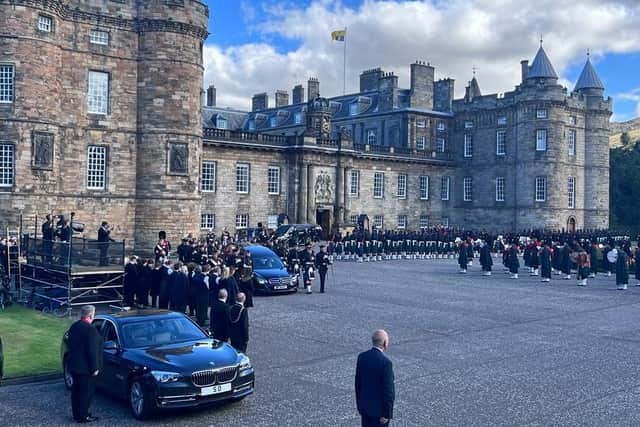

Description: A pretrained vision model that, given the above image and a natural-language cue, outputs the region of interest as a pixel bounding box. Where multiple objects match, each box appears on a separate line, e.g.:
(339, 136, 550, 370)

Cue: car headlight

(151, 370, 181, 383)
(238, 354, 253, 377)
(255, 275, 267, 285)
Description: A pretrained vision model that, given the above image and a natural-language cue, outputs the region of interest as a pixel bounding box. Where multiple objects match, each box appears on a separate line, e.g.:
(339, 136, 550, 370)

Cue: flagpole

(343, 27, 347, 95)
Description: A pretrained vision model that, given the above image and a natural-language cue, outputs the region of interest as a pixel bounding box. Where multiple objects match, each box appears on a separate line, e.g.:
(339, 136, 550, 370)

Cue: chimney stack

(206, 84, 216, 107)
(520, 60, 529, 83)
(275, 90, 289, 108)
(292, 84, 304, 104)
(251, 93, 268, 112)
(308, 77, 320, 100)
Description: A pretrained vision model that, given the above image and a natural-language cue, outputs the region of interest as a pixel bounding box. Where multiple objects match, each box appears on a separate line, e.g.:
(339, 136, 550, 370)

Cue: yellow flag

(331, 30, 346, 42)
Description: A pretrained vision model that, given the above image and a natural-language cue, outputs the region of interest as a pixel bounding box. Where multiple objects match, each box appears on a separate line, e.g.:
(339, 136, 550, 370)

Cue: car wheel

(129, 379, 154, 420)
(63, 357, 73, 390)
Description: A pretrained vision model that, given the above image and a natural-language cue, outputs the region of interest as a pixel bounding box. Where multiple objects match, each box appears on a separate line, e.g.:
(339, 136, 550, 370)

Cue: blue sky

(202, 1, 640, 121)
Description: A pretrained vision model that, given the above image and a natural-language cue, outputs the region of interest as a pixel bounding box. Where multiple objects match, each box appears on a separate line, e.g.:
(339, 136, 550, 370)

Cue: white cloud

(204, 0, 640, 112)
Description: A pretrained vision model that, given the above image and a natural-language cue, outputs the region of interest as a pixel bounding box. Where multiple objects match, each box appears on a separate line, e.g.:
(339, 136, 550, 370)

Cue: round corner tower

(134, 0, 209, 250)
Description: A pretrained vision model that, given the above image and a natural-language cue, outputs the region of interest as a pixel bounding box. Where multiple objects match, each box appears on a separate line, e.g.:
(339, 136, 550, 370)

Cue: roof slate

(528, 46, 558, 79)
(574, 58, 605, 91)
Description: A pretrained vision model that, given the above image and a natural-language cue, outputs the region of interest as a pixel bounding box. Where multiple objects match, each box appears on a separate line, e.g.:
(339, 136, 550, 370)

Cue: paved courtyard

(2, 257, 640, 426)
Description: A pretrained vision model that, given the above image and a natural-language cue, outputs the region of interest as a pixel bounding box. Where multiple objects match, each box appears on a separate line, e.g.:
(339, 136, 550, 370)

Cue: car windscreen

(274, 225, 291, 237)
(251, 253, 284, 270)
(120, 316, 208, 348)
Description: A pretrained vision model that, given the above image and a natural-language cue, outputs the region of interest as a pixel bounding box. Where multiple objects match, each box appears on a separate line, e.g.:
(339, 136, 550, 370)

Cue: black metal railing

(23, 236, 125, 273)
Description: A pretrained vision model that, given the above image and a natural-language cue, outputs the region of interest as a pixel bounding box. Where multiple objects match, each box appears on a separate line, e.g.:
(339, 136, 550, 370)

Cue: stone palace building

(0, 0, 611, 249)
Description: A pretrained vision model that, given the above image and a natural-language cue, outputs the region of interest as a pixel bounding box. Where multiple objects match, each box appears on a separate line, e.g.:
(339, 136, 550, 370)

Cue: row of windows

(460, 176, 576, 206)
(37, 14, 109, 45)
(201, 161, 281, 195)
(350, 172, 431, 200)
(463, 112, 577, 129)
(416, 136, 446, 152)
(201, 213, 283, 231)
(462, 128, 578, 157)
(351, 214, 449, 230)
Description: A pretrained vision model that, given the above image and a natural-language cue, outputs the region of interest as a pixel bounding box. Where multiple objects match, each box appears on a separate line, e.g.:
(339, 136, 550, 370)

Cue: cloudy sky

(203, 0, 640, 121)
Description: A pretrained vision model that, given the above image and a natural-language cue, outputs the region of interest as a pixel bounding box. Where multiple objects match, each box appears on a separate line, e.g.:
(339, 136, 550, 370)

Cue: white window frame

(397, 215, 407, 230)
(267, 215, 278, 230)
(436, 138, 445, 153)
(270, 117, 277, 127)
(373, 172, 384, 199)
(294, 112, 303, 124)
(349, 104, 358, 115)
(419, 215, 429, 229)
(495, 177, 505, 202)
(464, 121, 474, 129)
(536, 109, 548, 119)
(416, 135, 426, 150)
(441, 176, 450, 201)
(216, 117, 228, 129)
(350, 170, 360, 196)
(497, 116, 507, 126)
(535, 176, 547, 202)
(0, 64, 15, 104)
(367, 130, 377, 145)
(89, 29, 109, 45)
(267, 166, 281, 195)
(568, 177, 576, 209)
(236, 163, 250, 194)
(200, 160, 216, 192)
(416, 119, 426, 128)
(0, 143, 15, 187)
(200, 213, 215, 230)
(38, 15, 53, 32)
(463, 177, 473, 202)
(86, 145, 107, 190)
(87, 71, 109, 115)
(437, 121, 446, 131)
(536, 129, 547, 152)
(397, 174, 407, 199)
(350, 215, 359, 225)
(464, 134, 473, 157)
(568, 129, 576, 156)
(496, 130, 506, 156)
(373, 215, 384, 229)
(235, 214, 249, 230)
(419, 175, 429, 200)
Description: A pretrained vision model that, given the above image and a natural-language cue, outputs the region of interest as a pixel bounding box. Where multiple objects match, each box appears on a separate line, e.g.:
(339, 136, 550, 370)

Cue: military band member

(479, 241, 493, 276)
(300, 242, 315, 294)
(576, 250, 590, 287)
(540, 242, 552, 283)
(616, 247, 629, 290)
(314, 245, 332, 293)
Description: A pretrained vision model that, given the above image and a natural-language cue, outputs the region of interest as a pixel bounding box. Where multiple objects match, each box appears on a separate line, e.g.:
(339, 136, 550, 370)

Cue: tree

(620, 131, 631, 146)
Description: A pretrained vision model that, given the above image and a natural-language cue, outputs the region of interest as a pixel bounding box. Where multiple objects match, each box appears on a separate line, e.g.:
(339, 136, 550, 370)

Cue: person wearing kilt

(576, 250, 590, 286)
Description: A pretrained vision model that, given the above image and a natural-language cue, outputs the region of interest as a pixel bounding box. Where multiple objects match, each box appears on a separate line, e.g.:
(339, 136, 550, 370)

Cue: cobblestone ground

(2, 257, 640, 426)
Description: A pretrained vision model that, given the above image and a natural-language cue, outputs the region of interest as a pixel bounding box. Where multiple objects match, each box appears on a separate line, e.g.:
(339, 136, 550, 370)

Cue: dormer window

(248, 120, 255, 131)
(437, 121, 446, 131)
(294, 112, 303, 124)
(464, 121, 474, 129)
(270, 117, 277, 127)
(349, 103, 359, 116)
(216, 117, 227, 129)
(536, 109, 548, 119)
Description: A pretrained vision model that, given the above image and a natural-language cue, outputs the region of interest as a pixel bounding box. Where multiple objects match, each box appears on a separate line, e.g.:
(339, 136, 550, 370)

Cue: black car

(61, 310, 254, 420)
(244, 245, 298, 294)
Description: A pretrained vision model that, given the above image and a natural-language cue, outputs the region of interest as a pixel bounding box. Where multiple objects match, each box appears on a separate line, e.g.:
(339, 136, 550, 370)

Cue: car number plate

(200, 383, 232, 396)
(274, 285, 288, 290)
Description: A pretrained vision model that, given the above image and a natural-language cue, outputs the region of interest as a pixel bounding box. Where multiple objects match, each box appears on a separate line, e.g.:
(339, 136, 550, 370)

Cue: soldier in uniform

(479, 240, 493, 276)
(576, 249, 590, 287)
(300, 241, 315, 294)
(540, 241, 552, 283)
(589, 241, 600, 278)
(507, 242, 520, 279)
(616, 247, 629, 290)
(458, 240, 468, 273)
(314, 245, 332, 293)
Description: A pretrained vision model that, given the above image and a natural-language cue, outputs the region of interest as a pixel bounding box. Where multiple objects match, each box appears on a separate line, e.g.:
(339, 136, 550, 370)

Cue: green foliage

(610, 140, 640, 234)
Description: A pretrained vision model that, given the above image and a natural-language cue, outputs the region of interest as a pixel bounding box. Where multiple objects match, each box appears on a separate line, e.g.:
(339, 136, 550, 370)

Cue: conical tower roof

(574, 57, 604, 91)
(469, 76, 482, 98)
(528, 46, 558, 79)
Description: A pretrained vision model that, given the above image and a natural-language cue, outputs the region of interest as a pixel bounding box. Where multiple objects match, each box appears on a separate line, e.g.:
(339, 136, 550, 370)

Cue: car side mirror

(103, 340, 119, 352)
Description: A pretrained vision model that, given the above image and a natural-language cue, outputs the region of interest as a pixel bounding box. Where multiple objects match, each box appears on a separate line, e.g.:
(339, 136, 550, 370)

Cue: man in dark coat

(41, 214, 54, 263)
(540, 243, 552, 283)
(157, 260, 172, 309)
(149, 261, 163, 308)
(589, 242, 599, 278)
(635, 247, 640, 286)
(237, 268, 255, 308)
(561, 244, 572, 280)
(210, 288, 230, 342)
(97, 221, 114, 266)
(66, 305, 102, 423)
(228, 292, 249, 353)
(191, 265, 209, 326)
(479, 241, 493, 276)
(616, 249, 629, 290)
(458, 241, 468, 273)
(508, 244, 520, 279)
(355, 329, 395, 427)
(123, 256, 138, 306)
(168, 263, 188, 312)
(314, 245, 332, 293)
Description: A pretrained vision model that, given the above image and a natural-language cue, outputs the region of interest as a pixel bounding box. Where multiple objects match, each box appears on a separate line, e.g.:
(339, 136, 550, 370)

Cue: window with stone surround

(536, 129, 547, 151)
(416, 119, 426, 128)
(464, 134, 473, 157)
(419, 215, 429, 229)
(373, 172, 384, 198)
(350, 215, 358, 225)
(38, 15, 53, 32)
(87, 71, 109, 115)
(235, 214, 249, 230)
(373, 215, 384, 229)
(436, 138, 446, 153)
(535, 176, 547, 202)
(496, 130, 506, 155)
(464, 121, 474, 129)
(568, 177, 576, 209)
(568, 115, 577, 125)
(568, 129, 576, 156)
(350, 170, 359, 196)
(419, 175, 429, 200)
(397, 174, 407, 199)
(0, 64, 15, 103)
(463, 177, 473, 202)
(367, 130, 377, 145)
(270, 117, 277, 127)
(267, 166, 280, 195)
(416, 135, 426, 150)
(200, 213, 215, 230)
(397, 215, 407, 229)
(441, 176, 450, 201)
(236, 163, 250, 193)
(200, 160, 216, 192)
(89, 30, 109, 46)
(495, 177, 505, 202)
(349, 104, 358, 115)
(0, 143, 14, 187)
(437, 121, 446, 131)
(267, 215, 278, 230)
(536, 109, 548, 119)
(86, 145, 107, 190)
(294, 112, 303, 124)
(216, 117, 228, 129)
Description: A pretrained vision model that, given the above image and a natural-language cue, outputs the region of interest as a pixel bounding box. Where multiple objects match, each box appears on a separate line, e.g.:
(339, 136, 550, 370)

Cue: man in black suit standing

(228, 292, 249, 353)
(97, 221, 114, 266)
(355, 329, 395, 426)
(210, 288, 230, 342)
(41, 214, 54, 263)
(66, 305, 103, 423)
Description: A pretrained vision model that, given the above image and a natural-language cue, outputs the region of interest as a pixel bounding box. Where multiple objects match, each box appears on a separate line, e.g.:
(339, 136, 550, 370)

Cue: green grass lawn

(0, 305, 72, 378)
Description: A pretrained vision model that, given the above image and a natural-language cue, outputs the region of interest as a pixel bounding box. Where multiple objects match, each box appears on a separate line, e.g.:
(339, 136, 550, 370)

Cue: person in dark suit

(97, 221, 114, 266)
(41, 214, 54, 263)
(228, 292, 249, 353)
(191, 265, 209, 326)
(314, 245, 332, 293)
(168, 263, 189, 313)
(355, 329, 395, 427)
(66, 305, 103, 423)
(210, 288, 230, 342)
(123, 256, 138, 306)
